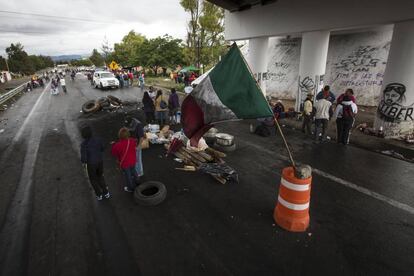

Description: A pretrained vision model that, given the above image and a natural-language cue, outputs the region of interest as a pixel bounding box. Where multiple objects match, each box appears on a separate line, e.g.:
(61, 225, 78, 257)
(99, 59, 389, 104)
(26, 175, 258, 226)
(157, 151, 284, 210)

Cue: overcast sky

(0, 0, 189, 57)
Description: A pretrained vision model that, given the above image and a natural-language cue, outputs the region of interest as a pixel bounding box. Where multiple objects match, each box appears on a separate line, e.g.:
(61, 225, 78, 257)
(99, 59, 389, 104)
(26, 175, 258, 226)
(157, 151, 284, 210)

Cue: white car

(93, 71, 119, 89)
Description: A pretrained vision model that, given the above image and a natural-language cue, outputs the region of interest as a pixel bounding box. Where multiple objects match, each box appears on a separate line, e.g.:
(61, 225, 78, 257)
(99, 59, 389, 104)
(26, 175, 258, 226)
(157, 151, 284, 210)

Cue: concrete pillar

(248, 37, 269, 96)
(296, 31, 330, 111)
(374, 21, 414, 138)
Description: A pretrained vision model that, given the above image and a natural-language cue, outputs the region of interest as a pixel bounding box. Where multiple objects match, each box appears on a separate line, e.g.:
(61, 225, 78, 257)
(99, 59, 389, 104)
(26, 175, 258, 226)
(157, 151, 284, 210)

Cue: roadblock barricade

(273, 166, 312, 232)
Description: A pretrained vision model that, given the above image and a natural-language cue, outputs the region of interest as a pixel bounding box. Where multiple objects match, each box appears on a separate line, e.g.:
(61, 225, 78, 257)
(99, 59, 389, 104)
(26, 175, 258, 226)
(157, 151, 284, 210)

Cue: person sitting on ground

(334, 95, 358, 145)
(314, 95, 332, 142)
(155, 90, 168, 126)
(273, 100, 285, 119)
(168, 88, 180, 125)
(316, 85, 336, 103)
(111, 127, 139, 193)
(80, 125, 110, 201)
(302, 92, 314, 136)
(125, 116, 145, 178)
(254, 116, 276, 137)
(337, 88, 356, 104)
(142, 91, 155, 124)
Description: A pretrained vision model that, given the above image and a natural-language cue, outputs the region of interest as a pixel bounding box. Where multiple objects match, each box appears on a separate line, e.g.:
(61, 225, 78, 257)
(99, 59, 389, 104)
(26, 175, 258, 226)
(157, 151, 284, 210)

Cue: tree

(101, 36, 113, 64)
(0, 56, 8, 71)
(71, 59, 93, 67)
(112, 30, 146, 66)
(6, 43, 34, 74)
(137, 35, 184, 76)
(180, 0, 227, 69)
(89, 49, 104, 66)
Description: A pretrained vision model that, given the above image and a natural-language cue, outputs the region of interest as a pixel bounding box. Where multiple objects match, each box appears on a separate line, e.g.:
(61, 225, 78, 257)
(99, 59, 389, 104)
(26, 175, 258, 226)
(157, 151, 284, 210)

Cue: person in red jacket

(111, 127, 139, 192)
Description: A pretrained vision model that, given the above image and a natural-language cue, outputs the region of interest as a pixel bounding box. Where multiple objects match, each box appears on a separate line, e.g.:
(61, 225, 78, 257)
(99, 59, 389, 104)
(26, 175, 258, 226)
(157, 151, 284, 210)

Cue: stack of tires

(81, 95, 122, 114)
(213, 133, 236, 152)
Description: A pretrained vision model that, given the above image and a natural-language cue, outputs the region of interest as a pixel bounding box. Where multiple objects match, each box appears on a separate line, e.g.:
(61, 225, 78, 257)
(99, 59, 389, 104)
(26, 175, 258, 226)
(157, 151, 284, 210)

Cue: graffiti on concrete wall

(325, 30, 392, 106)
(377, 83, 414, 122)
(265, 38, 301, 99)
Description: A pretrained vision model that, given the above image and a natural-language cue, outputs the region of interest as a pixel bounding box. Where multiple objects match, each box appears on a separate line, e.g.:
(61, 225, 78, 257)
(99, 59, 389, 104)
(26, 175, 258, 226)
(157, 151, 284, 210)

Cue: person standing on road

(142, 91, 155, 123)
(302, 92, 314, 136)
(168, 88, 180, 125)
(139, 73, 145, 92)
(334, 95, 358, 145)
(316, 85, 336, 103)
(314, 96, 332, 142)
(111, 127, 139, 193)
(337, 88, 356, 104)
(80, 126, 110, 201)
(155, 90, 168, 126)
(148, 86, 156, 100)
(60, 77, 67, 93)
(128, 71, 134, 86)
(123, 72, 129, 87)
(126, 116, 145, 177)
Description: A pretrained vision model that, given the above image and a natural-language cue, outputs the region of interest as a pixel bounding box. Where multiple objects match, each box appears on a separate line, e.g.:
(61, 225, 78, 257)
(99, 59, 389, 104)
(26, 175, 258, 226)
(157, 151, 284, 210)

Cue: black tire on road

(107, 95, 122, 106)
(97, 97, 110, 107)
(213, 142, 236, 152)
(82, 100, 100, 114)
(134, 181, 167, 206)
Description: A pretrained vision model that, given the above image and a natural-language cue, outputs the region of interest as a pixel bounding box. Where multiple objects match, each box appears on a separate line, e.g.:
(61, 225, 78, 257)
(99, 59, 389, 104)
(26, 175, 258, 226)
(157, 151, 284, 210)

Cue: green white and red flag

(181, 43, 273, 146)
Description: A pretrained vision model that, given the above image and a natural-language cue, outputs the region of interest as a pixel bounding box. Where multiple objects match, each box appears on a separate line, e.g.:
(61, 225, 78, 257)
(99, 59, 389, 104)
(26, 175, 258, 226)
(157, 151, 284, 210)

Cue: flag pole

(236, 43, 296, 169)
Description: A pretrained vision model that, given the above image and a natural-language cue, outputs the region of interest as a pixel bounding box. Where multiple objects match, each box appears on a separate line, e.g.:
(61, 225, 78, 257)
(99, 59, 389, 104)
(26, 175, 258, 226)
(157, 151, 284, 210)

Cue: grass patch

(145, 77, 185, 92)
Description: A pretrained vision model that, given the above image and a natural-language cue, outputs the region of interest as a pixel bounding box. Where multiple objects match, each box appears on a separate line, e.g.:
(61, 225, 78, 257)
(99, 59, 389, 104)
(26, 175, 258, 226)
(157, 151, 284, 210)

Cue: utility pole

(5, 58, 10, 72)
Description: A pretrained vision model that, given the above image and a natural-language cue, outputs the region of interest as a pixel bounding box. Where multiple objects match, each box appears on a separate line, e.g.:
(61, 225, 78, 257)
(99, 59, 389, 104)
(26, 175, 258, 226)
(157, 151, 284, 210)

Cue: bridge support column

(374, 20, 414, 138)
(296, 31, 330, 111)
(248, 37, 269, 96)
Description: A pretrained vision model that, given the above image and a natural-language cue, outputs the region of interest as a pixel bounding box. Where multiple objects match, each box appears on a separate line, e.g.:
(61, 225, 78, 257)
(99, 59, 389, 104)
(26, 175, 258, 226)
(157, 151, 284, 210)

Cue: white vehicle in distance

(93, 71, 119, 90)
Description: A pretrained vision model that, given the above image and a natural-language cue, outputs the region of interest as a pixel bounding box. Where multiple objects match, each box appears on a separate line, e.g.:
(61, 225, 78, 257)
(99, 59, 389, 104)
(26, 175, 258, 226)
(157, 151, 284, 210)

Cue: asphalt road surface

(0, 73, 413, 275)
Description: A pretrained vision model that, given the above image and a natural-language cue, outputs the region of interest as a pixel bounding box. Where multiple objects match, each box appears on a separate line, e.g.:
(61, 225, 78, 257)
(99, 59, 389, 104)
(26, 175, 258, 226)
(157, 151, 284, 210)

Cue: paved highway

(0, 74, 413, 275)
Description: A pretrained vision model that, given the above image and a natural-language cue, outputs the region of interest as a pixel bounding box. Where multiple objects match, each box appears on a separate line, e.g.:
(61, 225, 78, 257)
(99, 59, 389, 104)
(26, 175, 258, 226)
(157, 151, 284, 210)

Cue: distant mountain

(51, 55, 83, 62)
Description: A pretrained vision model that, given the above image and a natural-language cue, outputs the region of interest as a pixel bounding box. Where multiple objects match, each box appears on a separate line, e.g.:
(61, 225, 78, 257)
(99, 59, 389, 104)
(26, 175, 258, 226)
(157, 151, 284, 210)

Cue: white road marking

(14, 83, 50, 142)
(0, 84, 51, 275)
(239, 139, 414, 215)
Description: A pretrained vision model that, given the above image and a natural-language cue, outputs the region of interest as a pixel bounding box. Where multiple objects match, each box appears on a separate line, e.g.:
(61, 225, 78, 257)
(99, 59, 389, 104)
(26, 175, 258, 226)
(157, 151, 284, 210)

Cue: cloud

(0, 0, 189, 56)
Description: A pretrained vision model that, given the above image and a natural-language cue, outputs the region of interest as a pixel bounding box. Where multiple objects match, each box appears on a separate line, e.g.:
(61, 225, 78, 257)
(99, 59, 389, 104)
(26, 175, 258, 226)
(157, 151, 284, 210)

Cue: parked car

(93, 71, 119, 89)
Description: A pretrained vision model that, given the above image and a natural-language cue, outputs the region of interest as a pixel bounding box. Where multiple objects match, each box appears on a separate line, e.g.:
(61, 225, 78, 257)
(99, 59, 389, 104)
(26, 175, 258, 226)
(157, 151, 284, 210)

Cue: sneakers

(96, 195, 103, 201)
(124, 187, 134, 193)
(104, 192, 110, 199)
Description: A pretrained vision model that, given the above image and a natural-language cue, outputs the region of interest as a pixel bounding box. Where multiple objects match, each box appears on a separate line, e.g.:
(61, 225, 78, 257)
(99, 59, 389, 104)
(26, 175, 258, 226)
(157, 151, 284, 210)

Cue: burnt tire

(82, 100, 100, 114)
(107, 95, 122, 106)
(97, 97, 110, 107)
(213, 142, 236, 152)
(134, 181, 167, 206)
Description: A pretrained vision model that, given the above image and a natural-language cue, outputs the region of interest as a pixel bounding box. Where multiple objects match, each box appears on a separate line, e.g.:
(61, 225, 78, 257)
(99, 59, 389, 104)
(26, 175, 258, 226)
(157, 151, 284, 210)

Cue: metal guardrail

(0, 82, 30, 106)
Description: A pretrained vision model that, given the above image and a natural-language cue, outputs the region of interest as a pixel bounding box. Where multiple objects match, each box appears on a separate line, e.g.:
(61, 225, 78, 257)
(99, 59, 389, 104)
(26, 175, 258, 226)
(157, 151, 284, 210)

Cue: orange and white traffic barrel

(273, 166, 312, 232)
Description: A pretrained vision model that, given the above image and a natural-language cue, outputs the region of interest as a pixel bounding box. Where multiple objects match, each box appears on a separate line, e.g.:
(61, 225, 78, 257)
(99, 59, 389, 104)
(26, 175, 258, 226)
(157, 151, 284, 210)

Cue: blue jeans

(156, 111, 167, 125)
(135, 147, 143, 176)
(122, 166, 139, 190)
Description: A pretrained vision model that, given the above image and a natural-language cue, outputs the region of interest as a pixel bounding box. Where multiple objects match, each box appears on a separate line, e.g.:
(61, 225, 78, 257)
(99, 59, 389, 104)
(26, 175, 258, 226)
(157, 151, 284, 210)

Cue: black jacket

(81, 137, 104, 164)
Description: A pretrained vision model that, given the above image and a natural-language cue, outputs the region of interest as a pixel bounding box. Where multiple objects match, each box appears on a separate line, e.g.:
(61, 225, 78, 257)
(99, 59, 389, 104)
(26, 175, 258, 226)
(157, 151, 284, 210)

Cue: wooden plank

(180, 148, 207, 163)
(197, 151, 214, 162)
(205, 147, 226, 158)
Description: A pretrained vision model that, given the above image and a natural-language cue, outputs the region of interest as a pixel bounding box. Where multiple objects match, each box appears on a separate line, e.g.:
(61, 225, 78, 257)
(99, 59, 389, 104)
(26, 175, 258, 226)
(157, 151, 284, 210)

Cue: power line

(0, 10, 118, 24)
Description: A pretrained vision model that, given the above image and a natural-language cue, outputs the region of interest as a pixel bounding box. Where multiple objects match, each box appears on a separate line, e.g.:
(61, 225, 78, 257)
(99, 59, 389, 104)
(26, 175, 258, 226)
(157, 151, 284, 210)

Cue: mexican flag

(181, 43, 273, 146)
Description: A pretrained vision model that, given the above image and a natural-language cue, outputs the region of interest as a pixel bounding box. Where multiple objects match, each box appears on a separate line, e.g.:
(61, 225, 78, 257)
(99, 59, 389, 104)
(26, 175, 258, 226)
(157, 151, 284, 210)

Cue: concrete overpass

(208, 0, 414, 138)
